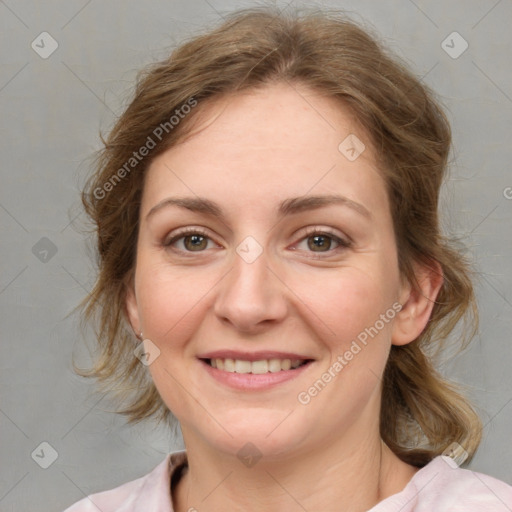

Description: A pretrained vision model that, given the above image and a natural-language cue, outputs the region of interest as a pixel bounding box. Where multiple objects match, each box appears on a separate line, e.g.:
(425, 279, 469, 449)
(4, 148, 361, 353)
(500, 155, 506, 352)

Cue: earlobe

(391, 261, 444, 346)
(125, 278, 141, 337)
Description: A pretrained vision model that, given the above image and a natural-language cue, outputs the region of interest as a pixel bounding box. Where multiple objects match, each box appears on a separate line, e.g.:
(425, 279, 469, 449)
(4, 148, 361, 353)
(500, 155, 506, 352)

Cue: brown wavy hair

(77, 6, 482, 467)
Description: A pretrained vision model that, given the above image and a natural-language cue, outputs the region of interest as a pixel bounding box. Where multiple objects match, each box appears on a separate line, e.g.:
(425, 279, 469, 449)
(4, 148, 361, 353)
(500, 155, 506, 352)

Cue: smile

(196, 350, 315, 390)
(206, 358, 309, 373)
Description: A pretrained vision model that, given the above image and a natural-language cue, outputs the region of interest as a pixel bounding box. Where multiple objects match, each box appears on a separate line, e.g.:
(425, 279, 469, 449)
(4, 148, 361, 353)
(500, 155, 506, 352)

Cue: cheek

(135, 265, 212, 410)
(135, 260, 216, 345)
(291, 266, 397, 346)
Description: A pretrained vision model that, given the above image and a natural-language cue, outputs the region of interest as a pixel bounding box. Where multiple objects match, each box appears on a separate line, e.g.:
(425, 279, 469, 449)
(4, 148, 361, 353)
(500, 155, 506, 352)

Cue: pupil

(186, 235, 206, 250)
(309, 235, 330, 251)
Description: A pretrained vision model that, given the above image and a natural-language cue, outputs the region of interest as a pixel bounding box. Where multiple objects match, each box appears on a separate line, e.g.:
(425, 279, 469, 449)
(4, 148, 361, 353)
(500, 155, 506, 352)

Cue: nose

(213, 246, 288, 333)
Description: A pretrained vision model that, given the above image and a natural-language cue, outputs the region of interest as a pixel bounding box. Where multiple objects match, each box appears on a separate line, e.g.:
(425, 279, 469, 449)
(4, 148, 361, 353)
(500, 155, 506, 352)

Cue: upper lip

(197, 350, 314, 362)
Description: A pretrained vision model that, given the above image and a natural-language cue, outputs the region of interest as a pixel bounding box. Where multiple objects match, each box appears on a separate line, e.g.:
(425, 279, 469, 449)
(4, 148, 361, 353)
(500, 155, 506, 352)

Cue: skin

(126, 82, 443, 512)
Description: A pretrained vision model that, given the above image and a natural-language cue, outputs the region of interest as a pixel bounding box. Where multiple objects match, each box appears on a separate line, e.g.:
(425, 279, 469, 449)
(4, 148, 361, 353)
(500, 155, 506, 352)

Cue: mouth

(200, 357, 313, 374)
(196, 350, 316, 390)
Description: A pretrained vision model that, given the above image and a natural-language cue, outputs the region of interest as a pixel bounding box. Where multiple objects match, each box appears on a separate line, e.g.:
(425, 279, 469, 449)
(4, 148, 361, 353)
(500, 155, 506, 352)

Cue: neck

(172, 427, 417, 512)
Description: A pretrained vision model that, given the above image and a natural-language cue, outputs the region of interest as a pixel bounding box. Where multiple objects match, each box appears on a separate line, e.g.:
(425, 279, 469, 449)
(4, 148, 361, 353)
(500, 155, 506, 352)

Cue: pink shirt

(63, 450, 512, 511)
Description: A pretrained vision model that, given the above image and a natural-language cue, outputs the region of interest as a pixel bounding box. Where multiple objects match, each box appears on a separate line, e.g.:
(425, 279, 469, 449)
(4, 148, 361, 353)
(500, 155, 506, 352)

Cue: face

(126, 82, 415, 460)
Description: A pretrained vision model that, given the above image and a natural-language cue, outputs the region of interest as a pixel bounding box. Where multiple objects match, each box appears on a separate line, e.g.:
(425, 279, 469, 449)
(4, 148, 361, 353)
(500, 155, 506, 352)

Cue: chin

(183, 407, 310, 460)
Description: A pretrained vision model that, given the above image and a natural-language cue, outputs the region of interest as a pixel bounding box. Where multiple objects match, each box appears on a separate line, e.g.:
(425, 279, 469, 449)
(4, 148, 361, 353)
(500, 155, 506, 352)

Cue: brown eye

(183, 234, 208, 251)
(293, 228, 352, 257)
(307, 234, 335, 252)
(164, 229, 215, 253)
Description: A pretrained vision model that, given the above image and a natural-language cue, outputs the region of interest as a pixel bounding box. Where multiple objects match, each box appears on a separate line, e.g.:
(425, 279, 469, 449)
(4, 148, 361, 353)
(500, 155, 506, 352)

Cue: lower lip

(199, 359, 314, 391)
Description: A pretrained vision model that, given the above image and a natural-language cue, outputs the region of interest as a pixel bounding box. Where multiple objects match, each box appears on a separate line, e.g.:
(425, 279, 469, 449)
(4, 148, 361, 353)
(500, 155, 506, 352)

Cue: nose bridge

(214, 240, 287, 330)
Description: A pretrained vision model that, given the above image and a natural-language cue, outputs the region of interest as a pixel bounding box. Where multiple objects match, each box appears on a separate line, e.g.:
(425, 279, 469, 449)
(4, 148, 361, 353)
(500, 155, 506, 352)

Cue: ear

(125, 273, 141, 337)
(391, 260, 444, 346)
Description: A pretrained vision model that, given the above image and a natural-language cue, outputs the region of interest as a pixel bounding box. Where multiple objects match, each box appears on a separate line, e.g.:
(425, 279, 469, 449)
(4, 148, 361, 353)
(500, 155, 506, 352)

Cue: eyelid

(300, 225, 352, 244)
(163, 225, 352, 255)
(299, 226, 353, 246)
(290, 226, 352, 255)
(163, 226, 220, 253)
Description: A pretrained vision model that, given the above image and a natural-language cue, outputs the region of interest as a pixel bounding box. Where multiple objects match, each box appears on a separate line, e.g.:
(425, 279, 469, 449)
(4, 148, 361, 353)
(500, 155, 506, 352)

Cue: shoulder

(62, 451, 187, 512)
(374, 455, 512, 511)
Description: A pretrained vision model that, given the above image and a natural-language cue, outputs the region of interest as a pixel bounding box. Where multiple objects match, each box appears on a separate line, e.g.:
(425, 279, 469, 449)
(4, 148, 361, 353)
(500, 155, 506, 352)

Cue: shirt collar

(130, 449, 188, 512)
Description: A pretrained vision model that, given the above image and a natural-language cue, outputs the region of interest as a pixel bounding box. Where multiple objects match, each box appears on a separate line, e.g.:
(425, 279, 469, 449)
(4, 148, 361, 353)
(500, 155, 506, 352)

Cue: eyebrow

(145, 194, 372, 222)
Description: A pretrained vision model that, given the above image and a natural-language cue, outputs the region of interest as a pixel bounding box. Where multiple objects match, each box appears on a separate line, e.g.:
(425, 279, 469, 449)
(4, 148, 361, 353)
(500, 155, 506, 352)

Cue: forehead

(143, 82, 388, 218)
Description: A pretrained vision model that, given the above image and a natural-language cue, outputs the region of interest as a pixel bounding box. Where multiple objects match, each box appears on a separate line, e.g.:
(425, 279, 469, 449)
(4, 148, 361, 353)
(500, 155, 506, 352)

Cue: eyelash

(163, 226, 352, 258)
(299, 226, 352, 256)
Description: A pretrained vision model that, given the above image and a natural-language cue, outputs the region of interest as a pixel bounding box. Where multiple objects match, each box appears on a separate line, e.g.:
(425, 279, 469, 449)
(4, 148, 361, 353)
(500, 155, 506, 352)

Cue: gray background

(1, 0, 511, 510)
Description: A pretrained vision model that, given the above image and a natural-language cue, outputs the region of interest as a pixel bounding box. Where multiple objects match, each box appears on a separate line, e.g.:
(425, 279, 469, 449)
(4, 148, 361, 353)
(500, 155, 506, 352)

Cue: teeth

(224, 358, 235, 372)
(235, 359, 252, 373)
(208, 358, 306, 373)
(251, 360, 268, 374)
(281, 359, 292, 371)
(268, 359, 282, 372)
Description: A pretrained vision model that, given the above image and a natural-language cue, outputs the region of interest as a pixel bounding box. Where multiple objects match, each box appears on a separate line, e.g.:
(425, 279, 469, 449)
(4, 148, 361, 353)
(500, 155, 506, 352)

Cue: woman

(65, 6, 512, 511)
